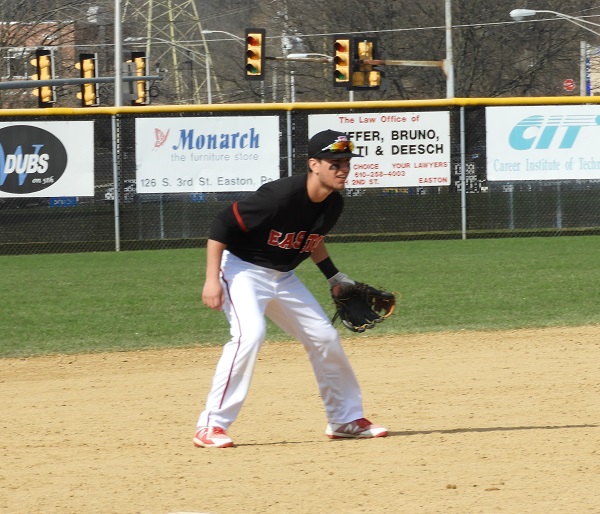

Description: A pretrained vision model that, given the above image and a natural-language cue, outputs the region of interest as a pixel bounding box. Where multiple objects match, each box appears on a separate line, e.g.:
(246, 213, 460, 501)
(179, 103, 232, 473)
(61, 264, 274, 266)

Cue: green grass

(1, 236, 599, 358)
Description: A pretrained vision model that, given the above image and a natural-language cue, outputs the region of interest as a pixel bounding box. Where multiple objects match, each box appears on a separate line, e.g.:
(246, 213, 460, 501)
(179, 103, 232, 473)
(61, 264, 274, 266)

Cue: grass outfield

(1, 236, 599, 358)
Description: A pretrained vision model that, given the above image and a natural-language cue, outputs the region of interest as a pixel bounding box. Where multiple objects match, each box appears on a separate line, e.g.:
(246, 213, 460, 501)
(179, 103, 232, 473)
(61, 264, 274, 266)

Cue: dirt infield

(1, 326, 599, 514)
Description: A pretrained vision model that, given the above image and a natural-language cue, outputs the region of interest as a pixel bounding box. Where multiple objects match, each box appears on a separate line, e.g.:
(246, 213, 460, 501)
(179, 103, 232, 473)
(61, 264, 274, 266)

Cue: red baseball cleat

(325, 418, 388, 439)
(193, 426, 234, 448)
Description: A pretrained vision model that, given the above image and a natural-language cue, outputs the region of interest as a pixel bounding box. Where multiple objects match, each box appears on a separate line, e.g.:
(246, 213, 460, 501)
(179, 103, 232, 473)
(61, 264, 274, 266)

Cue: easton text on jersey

(267, 230, 325, 253)
(171, 128, 260, 150)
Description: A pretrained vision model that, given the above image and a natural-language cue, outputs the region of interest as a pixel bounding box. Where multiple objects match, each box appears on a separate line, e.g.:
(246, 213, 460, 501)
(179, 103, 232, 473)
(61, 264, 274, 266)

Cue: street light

(201, 30, 244, 46)
(201, 30, 246, 103)
(510, 9, 600, 95)
(286, 53, 333, 63)
(445, 0, 455, 99)
(509, 9, 600, 34)
(279, 54, 333, 103)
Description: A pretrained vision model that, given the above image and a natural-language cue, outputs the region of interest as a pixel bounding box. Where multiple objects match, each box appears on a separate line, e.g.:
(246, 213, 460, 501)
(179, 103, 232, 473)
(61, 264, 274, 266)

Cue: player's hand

(202, 279, 225, 311)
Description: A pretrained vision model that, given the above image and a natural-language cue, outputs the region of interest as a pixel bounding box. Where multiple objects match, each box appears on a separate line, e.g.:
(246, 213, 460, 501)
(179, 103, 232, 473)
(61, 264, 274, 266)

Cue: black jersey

(209, 174, 343, 271)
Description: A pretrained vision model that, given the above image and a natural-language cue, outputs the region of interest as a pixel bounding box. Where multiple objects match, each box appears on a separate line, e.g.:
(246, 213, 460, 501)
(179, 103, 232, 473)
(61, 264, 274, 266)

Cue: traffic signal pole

(0, 75, 161, 91)
(265, 56, 445, 72)
(361, 58, 445, 69)
(267, 56, 331, 64)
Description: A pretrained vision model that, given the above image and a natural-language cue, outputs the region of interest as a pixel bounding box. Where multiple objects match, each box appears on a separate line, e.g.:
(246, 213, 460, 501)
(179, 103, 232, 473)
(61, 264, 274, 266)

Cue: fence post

(556, 182, 563, 229)
(460, 107, 467, 239)
(286, 111, 293, 176)
(111, 115, 121, 251)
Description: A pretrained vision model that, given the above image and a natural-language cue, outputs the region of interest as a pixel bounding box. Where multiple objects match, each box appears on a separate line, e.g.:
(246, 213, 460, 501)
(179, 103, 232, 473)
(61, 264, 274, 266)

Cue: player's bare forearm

(310, 240, 330, 265)
(202, 239, 227, 310)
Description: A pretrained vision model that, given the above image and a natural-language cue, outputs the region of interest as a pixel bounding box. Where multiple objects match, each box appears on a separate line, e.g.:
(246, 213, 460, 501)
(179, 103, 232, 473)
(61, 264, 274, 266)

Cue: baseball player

(194, 129, 388, 448)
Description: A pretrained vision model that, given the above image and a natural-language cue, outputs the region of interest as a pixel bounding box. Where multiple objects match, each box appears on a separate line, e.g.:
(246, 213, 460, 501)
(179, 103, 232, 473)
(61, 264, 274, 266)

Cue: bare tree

(0, 0, 115, 108)
(2, 0, 600, 108)
(223, 0, 600, 101)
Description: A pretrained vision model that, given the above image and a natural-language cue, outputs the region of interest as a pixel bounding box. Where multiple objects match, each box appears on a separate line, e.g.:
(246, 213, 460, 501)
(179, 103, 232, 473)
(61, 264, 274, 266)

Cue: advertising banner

(0, 121, 94, 197)
(486, 105, 600, 181)
(135, 116, 280, 193)
(309, 111, 451, 188)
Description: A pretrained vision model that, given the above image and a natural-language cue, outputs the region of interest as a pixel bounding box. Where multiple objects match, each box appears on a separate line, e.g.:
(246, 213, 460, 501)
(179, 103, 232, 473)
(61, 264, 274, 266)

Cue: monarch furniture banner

(135, 116, 280, 193)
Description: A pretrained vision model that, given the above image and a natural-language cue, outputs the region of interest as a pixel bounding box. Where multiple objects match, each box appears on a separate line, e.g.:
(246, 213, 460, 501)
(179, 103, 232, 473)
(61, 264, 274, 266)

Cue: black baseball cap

(308, 129, 362, 159)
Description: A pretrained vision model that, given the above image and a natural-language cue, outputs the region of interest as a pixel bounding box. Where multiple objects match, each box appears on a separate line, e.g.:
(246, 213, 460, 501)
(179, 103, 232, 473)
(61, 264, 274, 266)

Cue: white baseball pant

(197, 250, 364, 430)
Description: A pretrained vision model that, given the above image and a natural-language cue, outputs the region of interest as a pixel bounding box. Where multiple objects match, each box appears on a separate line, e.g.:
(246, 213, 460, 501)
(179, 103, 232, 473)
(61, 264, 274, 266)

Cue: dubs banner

(0, 122, 94, 197)
(135, 116, 280, 193)
(486, 105, 600, 181)
(309, 111, 451, 188)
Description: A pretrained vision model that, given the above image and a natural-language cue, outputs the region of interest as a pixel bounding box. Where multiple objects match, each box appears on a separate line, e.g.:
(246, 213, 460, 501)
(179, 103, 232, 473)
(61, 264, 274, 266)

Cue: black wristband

(316, 257, 339, 279)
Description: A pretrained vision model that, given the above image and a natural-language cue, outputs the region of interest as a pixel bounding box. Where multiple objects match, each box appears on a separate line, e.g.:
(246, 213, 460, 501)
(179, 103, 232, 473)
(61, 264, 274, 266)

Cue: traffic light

(333, 35, 352, 87)
(131, 51, 148, 105)
(245, 28, 266, 80)
(352, 37, 382, 90)
(30, 49, 56, 107)
(75, 53, 99, 107)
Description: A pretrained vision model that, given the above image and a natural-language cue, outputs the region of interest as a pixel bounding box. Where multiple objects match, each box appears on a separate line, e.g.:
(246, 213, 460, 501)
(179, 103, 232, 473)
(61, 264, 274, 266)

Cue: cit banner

(486, 105, 600, 181)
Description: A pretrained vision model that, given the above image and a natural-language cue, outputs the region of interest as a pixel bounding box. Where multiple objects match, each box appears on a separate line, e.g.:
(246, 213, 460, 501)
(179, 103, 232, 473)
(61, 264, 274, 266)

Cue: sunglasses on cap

(320, 140, 355, 153)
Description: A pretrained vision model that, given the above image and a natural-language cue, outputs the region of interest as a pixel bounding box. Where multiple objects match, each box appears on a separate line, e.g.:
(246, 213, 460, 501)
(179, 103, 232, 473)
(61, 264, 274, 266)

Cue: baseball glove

(331, 282, 396, 333)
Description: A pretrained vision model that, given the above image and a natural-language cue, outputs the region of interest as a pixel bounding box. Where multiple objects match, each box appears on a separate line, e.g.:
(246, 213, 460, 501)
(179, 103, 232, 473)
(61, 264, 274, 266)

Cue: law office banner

(309, 111, 451, 188)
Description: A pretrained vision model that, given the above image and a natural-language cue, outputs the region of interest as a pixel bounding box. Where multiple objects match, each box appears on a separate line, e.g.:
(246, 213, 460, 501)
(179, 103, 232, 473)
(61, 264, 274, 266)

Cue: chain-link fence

(1, 100, 599, 256)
